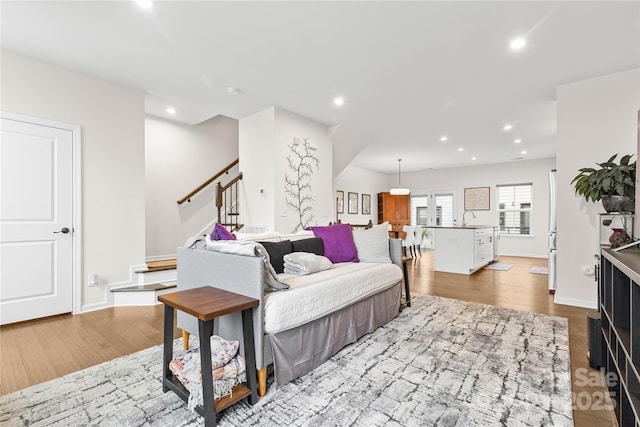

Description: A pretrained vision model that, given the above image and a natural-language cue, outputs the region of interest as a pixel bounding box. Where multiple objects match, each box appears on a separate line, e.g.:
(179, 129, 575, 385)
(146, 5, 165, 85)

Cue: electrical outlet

(88, 273, 99, 287)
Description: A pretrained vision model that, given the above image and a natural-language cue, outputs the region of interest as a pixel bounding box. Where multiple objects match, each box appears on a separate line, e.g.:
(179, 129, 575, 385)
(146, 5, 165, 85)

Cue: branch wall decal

(285, 137, 320, 232)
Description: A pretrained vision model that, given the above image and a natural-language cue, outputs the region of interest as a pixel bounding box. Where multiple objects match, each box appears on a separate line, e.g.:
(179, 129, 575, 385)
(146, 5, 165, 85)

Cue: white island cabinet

(431, 226, 498, 275)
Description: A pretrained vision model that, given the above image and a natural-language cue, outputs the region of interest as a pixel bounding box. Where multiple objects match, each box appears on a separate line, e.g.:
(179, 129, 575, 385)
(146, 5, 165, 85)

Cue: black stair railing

(177, 159, 243, 231)
(216, 173, 243, 231)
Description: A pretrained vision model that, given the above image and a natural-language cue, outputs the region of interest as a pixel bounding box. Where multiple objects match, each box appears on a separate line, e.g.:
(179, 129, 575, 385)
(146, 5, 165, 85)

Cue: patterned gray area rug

(1, 294, 573, 426)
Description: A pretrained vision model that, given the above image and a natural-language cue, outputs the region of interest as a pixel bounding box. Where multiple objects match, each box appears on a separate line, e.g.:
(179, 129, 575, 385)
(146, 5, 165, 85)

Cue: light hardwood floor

(0, 303, 180, 395)
(1, 252, 616, 426)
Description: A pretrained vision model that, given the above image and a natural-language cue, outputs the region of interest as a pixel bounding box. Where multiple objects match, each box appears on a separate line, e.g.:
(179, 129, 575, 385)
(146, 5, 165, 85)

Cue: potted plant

(571, 154, 636, 212)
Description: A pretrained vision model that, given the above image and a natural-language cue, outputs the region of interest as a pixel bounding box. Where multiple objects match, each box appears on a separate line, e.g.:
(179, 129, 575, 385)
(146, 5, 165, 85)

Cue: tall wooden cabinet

(377, 192, 410, 230)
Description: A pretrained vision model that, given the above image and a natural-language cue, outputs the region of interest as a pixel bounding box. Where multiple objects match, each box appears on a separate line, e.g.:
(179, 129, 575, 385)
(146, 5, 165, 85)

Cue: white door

(1, 117, 74, 324)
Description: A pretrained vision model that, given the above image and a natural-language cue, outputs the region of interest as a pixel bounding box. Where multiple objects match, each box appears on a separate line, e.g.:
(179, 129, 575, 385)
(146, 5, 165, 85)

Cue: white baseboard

(145, 254, 177, 262)
(112, 287, 175, 306)
(135, 269, 177, 285)
(553, 295, 597, 309)
(79, 301, 113, 314)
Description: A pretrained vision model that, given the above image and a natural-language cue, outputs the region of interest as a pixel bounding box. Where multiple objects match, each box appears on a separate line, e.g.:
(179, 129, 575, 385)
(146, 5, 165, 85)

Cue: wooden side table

(401, 255, 412, 310)
(158, 286, 259, 427)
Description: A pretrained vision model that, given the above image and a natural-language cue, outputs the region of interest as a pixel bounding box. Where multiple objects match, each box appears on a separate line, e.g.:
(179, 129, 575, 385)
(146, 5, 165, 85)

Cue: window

(497, 184, 532, 235)
(435, 194, 454, 227)
(411, 195, 429, 225)
(416, 207, 428, 225)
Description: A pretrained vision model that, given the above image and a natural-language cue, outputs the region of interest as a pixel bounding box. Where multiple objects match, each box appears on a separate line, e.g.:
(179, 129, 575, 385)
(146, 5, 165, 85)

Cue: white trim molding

(553, 296, 597, 310)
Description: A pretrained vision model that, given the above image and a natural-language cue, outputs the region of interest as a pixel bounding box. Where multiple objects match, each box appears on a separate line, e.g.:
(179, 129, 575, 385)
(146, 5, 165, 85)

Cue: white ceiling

(1, 1, 638, 173)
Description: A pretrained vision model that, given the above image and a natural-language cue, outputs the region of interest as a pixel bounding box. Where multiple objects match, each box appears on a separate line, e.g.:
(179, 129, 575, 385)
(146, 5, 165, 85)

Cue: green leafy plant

(571, 154, 636, 202)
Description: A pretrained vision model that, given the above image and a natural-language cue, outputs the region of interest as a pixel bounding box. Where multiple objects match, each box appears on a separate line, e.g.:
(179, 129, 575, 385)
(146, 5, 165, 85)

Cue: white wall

(556, 68, 640, 308)
(397, 157, 556, 258)
(274, 108, 333, 232)
(330, 125, 370, 177)
(239, 108, 276, 232)
(239, 107, 333, 233)
(145, 115, 238, 257)
(1, 49, 146, 310)
(335, 165, 389, 225)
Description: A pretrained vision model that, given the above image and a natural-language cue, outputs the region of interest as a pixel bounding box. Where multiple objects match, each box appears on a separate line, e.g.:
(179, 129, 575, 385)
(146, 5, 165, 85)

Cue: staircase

(112, 161, 244, 307)
(177, 158, 244, 232)
(111, 259, 177, 306)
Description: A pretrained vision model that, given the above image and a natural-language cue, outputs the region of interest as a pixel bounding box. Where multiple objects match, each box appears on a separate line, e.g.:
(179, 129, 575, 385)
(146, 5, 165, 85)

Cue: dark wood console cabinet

(600, 248, 640, 426)
(377, 192, 410, 230)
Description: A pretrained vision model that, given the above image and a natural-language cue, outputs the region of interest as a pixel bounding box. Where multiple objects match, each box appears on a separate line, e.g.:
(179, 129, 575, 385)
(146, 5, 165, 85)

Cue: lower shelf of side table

(215, 384, 251, 412)
(164, 375, 252, 414)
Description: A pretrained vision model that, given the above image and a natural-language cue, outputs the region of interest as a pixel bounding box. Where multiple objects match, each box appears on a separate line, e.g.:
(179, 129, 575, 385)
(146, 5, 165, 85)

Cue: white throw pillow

(352, 222, 392, 263)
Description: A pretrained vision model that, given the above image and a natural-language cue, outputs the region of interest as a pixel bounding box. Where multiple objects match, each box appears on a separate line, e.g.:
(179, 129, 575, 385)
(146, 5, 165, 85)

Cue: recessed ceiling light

(166, 107, 176, 115)
(135, 0, 153, 9)
(227, 87, 239, 95)
(440, 136, 448, 142)
(471, 157, 477, 161)
(521, 150, 527, 154)
(458, 147, 464, 152)
(334, 97, 344, 106)
(510, 37, 526, 50)
(514, 139, 521, 143)
(503, 124, 513, 131)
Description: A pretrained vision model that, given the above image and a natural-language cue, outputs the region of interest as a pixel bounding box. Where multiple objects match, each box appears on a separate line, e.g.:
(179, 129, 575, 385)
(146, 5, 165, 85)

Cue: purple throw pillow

(210, 223, 236, 241)
(308, 224, 359, 263)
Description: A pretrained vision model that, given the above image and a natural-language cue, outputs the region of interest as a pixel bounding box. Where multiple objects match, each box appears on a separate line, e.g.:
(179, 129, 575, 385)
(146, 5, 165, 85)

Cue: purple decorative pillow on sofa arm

(210, 223, 236, 241)
(307, 223, 359, 263)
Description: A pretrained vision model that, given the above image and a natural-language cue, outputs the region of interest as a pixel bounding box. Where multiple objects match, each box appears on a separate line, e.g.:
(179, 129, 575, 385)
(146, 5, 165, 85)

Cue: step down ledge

(111, 281, 177, 292)
(134, 259, 177, 274)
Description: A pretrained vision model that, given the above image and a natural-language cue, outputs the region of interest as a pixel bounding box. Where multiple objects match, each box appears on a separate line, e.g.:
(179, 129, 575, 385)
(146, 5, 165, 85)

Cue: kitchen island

(430, 225, 499, 275)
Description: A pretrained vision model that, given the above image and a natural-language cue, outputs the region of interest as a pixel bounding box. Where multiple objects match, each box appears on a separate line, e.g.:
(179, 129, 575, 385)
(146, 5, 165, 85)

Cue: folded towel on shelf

(283, 252, 332, 275)
(169, 335, 247, 411)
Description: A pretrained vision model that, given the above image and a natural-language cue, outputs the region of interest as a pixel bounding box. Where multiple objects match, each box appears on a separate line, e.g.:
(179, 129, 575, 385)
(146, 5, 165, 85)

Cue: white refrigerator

(548, 169, 557, 291)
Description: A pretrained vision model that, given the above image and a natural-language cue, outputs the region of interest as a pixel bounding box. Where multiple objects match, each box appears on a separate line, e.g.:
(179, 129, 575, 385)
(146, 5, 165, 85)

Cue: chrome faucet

(462, 210, 476, 227)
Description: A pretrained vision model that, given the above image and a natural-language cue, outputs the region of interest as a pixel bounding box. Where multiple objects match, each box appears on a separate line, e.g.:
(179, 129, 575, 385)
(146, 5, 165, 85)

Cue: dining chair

(401, 225, 416, 257)
(414, 226, 424, 257)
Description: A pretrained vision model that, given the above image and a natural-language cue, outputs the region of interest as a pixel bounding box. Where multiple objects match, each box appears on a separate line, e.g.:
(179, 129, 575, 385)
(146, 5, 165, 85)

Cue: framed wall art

(336, 190, 344, 214)
(464, 187, 490, 211)
(348, 192, 358, 214)
(362, 194, 371, 215)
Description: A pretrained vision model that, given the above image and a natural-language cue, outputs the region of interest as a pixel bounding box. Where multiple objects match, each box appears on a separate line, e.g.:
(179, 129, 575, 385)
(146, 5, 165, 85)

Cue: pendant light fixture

(390, 159, 410, 195)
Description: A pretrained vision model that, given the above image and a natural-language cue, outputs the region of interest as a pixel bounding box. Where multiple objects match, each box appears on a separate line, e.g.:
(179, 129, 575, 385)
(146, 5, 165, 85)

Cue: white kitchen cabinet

(474, 228, 494, 269)
(432, 226, 497, 275)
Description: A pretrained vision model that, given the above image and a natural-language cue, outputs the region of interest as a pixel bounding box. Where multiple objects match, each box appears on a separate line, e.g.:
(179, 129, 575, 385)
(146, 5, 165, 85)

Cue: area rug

(530, 266, 549, 275)
(483, 263, 513, 271)
(0, 294, 573, 426)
